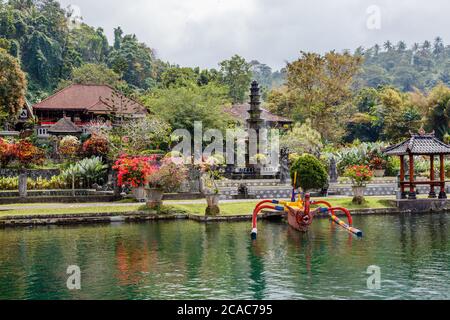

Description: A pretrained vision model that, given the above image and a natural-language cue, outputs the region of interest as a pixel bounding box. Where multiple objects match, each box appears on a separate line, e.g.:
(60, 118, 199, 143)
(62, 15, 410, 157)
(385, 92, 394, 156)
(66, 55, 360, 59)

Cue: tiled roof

(226, 103, 293, 123)
(383, 132, 450, 155)
(47, 117, 82, 134)
(33, 84, 146, 115)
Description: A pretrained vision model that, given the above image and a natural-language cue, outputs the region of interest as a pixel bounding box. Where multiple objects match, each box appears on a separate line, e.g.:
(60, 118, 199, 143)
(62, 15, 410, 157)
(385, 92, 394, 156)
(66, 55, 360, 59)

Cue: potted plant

(370, 156, 387, 177)
(198, 155, 224, 216)
(146, 157, 188, 208)
(344, 165, 373, 204)
(112, 155, 157, 202)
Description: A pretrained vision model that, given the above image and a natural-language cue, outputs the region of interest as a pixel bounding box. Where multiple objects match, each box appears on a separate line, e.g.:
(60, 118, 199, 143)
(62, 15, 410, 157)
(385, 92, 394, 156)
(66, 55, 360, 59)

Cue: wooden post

(439, 154, 447, 199)
(429, 155, 436, 198)
(408, 153, 416, 199)
(399, 155, 407, 199)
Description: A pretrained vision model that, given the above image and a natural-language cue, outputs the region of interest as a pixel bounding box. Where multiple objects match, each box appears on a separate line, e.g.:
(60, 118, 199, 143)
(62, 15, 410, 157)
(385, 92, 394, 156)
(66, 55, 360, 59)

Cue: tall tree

(219, 54, 252, 104)
(285, 51, 362, 141)
(0, 48, 27, 128)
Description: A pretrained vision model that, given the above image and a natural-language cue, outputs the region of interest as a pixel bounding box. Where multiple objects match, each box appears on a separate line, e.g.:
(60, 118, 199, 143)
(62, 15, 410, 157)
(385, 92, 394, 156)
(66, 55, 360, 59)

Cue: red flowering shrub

(147, 158, 188, 192)
(112, 155, 158, 187)
(10, 140, 45, 167)
(0, 138, 14, 167)
(83, 134, 109, 158)
(344, 165, 373, 187)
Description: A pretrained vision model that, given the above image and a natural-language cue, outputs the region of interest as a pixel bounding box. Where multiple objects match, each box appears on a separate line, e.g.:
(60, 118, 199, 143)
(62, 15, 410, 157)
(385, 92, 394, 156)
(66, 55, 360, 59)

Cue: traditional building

(32, 84, 147, 137)
(384, 128, 450, 200)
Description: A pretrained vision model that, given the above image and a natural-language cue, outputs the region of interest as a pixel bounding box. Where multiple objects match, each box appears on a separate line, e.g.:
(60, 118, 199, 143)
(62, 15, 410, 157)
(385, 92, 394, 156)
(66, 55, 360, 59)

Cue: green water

(0, 213, 449, 300)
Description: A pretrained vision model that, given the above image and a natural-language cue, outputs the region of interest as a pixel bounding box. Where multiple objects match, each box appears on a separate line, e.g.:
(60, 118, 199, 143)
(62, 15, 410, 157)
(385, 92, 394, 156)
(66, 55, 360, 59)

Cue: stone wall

(0, 168, 60, 179)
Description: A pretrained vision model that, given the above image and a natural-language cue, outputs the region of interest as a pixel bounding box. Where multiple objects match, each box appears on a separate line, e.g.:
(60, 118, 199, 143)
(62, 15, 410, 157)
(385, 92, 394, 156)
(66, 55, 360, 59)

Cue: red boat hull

(287, 210, 309, 232)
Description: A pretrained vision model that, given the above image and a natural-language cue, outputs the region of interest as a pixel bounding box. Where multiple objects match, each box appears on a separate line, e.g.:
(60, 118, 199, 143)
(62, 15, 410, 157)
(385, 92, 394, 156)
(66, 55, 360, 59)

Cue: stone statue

(280, 148, 290, 184)
(329, 157, 338, 183)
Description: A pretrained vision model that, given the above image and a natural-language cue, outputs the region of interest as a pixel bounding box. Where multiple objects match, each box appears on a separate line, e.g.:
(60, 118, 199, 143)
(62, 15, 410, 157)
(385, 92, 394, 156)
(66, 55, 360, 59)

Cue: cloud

(60, 0, 450, 70)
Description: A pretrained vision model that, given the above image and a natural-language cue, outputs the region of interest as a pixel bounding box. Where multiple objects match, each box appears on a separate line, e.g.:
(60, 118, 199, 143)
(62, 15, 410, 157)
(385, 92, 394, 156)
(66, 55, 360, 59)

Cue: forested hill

(2, 0, 450, 104)
(355, 38, 450, 91)
(0, 0, 283, 102)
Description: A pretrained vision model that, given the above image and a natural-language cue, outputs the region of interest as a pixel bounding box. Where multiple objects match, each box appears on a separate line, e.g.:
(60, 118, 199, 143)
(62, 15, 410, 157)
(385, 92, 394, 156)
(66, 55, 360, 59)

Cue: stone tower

(246, 80, 265, 131)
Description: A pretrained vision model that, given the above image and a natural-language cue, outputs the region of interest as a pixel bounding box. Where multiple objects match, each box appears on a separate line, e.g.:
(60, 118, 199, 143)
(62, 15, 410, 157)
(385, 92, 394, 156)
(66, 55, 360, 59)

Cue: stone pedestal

(18, 172, 27, 198)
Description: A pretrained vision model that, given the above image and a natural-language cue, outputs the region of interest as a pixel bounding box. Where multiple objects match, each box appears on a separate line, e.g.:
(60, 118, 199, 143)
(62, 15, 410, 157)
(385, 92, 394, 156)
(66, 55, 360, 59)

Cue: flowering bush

(0, 138, 14, 166)
(113, 155, 158, 188)
(147, 158, 188, 192)
(11, 140, 45, 167)
(197, 155, 225, 195)
(59, 136, 81, 159)
(344, 165, 373, 187)
(83, 134, 109, 157)
(369, 156, 387, 170)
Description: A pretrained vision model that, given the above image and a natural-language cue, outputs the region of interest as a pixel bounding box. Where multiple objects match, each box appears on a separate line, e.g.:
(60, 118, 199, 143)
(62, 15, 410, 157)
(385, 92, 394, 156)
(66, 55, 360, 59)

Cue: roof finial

(418, 125, 426, 136)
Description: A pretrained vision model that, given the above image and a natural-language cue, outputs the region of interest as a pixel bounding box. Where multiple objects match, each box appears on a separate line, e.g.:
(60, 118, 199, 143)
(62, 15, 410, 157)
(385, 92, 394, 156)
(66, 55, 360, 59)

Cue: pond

(0, 213, 449, 300)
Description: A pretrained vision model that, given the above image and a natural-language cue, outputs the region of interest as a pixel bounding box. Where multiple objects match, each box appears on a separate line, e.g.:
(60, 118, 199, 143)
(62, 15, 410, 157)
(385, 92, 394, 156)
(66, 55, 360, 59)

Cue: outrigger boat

(251, 172, 363, 239)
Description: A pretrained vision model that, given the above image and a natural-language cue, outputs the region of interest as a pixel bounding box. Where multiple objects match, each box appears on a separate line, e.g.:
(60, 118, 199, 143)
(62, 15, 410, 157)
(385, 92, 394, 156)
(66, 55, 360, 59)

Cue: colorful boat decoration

(251, 173, 363, 239)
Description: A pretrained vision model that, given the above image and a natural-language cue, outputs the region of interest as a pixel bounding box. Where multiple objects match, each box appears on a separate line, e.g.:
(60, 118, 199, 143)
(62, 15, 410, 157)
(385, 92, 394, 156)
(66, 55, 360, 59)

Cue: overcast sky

(59, 0, 450, 70)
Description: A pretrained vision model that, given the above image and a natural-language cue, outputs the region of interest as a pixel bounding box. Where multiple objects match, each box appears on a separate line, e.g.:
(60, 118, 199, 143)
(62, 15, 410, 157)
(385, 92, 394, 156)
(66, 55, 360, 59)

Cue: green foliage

(57, 63, 121, 89)
(0, 175, 67, 190)
(290, 154, 328, 192)
(60, 156, 108, 187)
(107, 30, 160, 89)
(280, 119, 323, 155)
(0, 48, 26, 127)
(281, 51, 362, 142)
(219, 54, 252, 103)
(108, 116, 171, 156)
(425, 84, 450, 139)
(141, 83, 232, 132)
(357, 38, 450, 91)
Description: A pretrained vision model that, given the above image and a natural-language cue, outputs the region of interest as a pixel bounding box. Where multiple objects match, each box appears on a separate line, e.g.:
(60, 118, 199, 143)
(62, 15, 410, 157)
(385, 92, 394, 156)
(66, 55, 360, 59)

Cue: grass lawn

(0, 197, 395, 217)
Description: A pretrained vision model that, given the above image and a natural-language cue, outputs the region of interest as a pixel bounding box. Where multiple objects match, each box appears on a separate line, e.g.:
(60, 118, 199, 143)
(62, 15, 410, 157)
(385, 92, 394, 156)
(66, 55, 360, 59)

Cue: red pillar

(439, 154, 447, 199)
(429, 155, 436, 198)
(400, 155, 406, 199)
(409, 153, 416, 199)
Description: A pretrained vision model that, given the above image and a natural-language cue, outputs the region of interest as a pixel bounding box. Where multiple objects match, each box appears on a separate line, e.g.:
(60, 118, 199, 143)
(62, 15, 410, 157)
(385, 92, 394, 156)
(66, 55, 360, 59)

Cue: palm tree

(422, 40, 432, 52)
(433, 36, 444, 55)
(397, 41, 407, 52)
(383, 41, 393, 51)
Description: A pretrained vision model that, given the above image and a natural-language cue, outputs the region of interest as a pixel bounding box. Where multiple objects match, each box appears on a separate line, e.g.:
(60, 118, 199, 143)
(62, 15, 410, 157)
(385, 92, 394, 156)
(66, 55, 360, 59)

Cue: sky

(59, 0, 450, 70)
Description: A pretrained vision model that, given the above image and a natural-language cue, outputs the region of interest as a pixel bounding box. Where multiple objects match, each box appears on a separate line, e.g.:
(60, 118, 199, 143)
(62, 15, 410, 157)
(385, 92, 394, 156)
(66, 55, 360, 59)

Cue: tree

(285, 51, 362, 141)
(108, 31, 159, 89)
(141, 83, 232, 133)
(280, 119, 323, 156)
(425, 84, 450, 139)
(57, 63, 121, 89)
(383, 41, 393, 51)
(160, 66, 198, 88)
(0, 48, 27, 128)
(380, 87, 421, 141)
(290, 154, 328, 192)
(219, 54, 252, 104)
(70, 24, 110, 63)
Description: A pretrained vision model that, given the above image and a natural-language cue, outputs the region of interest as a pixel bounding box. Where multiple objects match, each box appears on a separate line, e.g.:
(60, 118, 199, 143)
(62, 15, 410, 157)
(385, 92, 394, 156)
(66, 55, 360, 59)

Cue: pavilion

(383, 128, 450, 200)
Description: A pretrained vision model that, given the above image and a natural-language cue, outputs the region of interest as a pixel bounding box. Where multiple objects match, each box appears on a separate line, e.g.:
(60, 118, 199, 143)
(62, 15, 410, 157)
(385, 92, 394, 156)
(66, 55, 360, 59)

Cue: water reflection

(0, 213, 449, 300)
